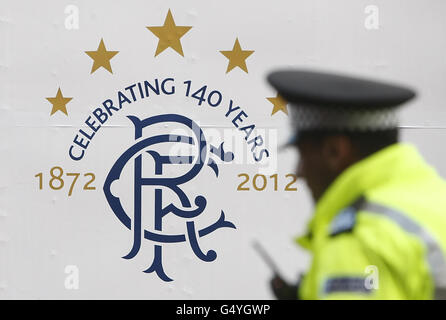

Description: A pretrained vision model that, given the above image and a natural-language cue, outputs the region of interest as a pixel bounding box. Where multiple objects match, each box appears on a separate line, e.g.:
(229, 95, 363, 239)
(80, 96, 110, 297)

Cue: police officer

(267, 69, 446, 300)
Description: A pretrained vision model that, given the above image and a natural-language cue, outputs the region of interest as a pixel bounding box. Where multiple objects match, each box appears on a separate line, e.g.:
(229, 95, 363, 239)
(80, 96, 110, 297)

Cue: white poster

(1, 0, 446, 299)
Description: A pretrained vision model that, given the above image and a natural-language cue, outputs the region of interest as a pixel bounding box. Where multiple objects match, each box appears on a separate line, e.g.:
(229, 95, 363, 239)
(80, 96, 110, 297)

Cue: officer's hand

(270, 274, 299, 300)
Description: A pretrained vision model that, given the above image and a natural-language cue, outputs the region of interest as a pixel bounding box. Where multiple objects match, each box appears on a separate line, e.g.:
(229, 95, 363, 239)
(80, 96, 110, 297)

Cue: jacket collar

(297, 143, 426, 250)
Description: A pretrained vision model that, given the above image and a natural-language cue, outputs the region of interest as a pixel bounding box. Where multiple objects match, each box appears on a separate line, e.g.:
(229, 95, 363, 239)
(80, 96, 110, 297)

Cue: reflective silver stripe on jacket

(359, 200, 446, 299)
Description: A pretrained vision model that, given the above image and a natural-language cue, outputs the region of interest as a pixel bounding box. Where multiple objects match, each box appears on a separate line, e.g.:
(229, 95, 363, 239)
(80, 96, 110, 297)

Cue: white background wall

(1, 0, 446, 299)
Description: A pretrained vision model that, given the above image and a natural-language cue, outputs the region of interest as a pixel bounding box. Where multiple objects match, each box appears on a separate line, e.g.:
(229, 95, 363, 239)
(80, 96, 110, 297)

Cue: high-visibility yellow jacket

(297, 143, 446, 299)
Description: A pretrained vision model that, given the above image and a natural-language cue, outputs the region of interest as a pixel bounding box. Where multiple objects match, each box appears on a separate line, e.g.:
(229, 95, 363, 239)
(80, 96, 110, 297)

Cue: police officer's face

(296, 135, 355, 202)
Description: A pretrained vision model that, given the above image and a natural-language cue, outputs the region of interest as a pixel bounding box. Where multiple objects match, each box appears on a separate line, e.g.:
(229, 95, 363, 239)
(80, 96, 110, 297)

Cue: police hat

(267, 69, 416, 145)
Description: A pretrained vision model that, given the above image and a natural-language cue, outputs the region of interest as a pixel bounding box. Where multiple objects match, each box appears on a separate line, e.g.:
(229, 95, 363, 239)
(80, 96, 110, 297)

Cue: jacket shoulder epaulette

(329, 206, 357, 236)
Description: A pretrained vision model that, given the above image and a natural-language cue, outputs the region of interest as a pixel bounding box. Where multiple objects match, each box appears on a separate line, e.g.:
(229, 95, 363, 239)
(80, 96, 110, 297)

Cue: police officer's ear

(321, 135, 356, 174)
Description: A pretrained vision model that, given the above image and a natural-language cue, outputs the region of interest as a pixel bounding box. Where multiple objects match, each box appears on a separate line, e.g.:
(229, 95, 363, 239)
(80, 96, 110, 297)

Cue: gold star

(220, 38, 254, 73)
(147, 9, 192, 57)
(267, 94, 288, 116)
(46, 88, 73, 116)
(85, 38, 119, 74)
